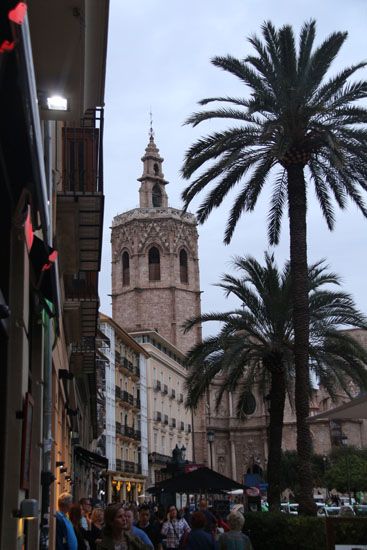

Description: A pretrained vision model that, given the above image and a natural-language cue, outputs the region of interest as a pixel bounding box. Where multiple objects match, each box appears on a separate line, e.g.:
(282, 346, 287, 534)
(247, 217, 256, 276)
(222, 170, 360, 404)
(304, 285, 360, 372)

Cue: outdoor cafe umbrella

(152, 467, 244, 494)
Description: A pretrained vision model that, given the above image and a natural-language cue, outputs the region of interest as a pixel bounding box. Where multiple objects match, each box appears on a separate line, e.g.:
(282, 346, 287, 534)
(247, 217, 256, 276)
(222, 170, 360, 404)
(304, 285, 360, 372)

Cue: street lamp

(207, 430, 215, 470)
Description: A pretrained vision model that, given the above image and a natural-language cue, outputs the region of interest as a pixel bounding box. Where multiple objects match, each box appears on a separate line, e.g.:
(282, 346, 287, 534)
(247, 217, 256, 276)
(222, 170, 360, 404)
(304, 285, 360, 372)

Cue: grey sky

(100, 0, 367, 336)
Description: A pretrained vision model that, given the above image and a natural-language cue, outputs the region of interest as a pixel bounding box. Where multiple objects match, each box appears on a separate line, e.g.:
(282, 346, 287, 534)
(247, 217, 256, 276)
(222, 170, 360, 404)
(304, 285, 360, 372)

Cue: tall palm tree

(184, 254, 367, 511)
(181, 20, 367, 513)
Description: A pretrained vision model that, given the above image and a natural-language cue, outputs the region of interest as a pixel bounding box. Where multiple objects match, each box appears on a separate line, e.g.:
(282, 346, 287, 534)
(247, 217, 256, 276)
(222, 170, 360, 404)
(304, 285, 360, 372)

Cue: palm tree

(183, 254, 367, 511)
(181, 20, 367, 513)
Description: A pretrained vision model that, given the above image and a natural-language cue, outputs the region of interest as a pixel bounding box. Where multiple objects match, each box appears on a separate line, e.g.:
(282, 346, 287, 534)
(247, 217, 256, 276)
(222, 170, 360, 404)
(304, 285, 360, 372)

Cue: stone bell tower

(111, 130, 202, 354)
(111, 130, 208, 465)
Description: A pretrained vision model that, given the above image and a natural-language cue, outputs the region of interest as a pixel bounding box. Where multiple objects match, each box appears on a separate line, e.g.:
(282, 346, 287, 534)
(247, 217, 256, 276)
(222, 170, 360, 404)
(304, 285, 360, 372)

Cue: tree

(181, 20, 367, 513)
(325, 447, 367, 495)
(183, 254, 367, 510)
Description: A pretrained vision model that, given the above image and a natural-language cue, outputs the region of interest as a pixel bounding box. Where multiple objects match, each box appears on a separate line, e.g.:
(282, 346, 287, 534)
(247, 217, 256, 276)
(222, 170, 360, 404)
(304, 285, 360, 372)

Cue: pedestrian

(97, 504, 151, 549)
(89, 507, 104, 550)
(136, 504, 163, 549)
(56, 492, 78, 550)
(198, 500, 217, 535)
(125, 508, 154, 548)
(80, 498, 93, 530)
(218, 512, 253, 550)
(183, 511, 216, 550)
(161, 505, 190, 550)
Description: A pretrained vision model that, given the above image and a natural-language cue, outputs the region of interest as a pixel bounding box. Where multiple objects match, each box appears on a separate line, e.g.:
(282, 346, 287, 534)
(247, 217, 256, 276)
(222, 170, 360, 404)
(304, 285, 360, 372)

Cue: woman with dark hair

(96, 504, 151, 549)
(184, 512, 216, 550)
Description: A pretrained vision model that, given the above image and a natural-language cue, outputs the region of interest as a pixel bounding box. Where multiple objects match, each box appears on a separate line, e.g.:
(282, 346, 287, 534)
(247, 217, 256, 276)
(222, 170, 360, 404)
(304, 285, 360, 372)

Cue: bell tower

(111, 130, 207, 466)
(111, 133, 202, 355)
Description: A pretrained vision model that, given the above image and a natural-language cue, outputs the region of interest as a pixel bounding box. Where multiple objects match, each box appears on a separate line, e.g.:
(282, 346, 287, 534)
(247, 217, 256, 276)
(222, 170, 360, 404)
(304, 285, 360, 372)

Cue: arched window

(179, 249, 188, 283)
(122, 251, 130, 286)
(152, 184, 162, 207)
(149, 247, 160, 281)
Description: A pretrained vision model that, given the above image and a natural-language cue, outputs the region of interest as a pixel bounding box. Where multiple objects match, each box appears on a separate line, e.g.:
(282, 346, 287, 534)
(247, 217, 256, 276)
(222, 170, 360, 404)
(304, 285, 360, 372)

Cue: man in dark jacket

(136, 505, 162, 549)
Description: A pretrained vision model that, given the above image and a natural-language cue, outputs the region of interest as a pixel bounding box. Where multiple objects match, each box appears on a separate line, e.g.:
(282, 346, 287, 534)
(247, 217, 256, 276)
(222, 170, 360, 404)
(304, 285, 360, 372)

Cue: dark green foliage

(325, 447, 367, 493)
(181, 20, 367, 245)
(279, 450, 328, 493)
(244, 513, 367, 550)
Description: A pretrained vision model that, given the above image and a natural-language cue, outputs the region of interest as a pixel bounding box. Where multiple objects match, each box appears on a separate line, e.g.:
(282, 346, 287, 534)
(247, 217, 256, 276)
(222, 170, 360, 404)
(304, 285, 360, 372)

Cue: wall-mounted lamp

(46, 95, 68, 111)
(56, 461, 65, 468)
(13, 499, 38, 520)
(59, 467, 68, 474)
(58, 370, 74, 381)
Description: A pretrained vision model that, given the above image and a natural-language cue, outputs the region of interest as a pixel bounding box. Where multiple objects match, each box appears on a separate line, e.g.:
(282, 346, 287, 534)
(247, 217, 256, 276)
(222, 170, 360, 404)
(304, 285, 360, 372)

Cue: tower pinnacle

(138, 124, 168, 208)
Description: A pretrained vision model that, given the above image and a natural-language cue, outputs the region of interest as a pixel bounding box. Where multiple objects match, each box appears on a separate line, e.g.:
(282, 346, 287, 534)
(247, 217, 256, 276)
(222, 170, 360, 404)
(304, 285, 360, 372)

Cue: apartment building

(132, 331, 193, 485)
(98, 314, 149, 503)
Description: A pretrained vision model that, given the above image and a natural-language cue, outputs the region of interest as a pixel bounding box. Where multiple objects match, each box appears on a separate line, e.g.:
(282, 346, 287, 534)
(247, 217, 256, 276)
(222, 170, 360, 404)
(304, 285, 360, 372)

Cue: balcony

(154, 380, 161, 391)
(170, 389, 176, 400)
(57, 115, 104, 274)
(155, 411, 162, 422)
(148, 452, 171, 465)
(162, 384, 168, 395)
(115, 387, 135, 408)
(115, 459, 142, 475)
(116, 423, 140, 442)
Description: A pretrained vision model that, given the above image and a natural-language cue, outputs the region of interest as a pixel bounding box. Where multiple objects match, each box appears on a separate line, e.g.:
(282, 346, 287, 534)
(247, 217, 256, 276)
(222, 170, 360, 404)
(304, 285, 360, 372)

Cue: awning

(153, 467, 244, 494)
(74, 446, 108, 470)
(309, 393, 367, 421)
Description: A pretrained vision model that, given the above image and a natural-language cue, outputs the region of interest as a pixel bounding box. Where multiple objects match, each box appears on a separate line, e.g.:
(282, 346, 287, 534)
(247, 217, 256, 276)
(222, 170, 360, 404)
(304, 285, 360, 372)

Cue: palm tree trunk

(267, 366, 286, 511)
(287, 164, 315, 515)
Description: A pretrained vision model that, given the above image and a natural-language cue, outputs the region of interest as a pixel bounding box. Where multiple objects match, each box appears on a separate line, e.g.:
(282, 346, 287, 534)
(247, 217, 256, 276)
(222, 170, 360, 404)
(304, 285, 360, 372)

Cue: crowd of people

(56, 494, 253, 550)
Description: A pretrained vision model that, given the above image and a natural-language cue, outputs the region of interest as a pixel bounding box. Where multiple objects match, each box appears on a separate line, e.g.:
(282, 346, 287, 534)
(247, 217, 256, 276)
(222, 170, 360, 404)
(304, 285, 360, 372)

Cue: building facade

(111, 132, 207, 467)
(0, 2, 109, 548)
(98, 314, 149, 503)
(131, 330, 194, 485)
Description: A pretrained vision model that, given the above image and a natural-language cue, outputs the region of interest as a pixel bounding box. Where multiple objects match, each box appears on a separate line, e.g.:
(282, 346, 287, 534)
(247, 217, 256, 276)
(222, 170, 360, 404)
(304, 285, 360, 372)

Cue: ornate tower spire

(138, 117, 168, 208)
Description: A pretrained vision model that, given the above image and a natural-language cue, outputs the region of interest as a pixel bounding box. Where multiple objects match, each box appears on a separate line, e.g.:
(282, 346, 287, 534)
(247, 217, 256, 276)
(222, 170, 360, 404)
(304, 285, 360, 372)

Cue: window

(152, 183, 162, 207)
(149, 247, 160, 281)
(179, 249, 188, 283)
(122, 251, 130, 286)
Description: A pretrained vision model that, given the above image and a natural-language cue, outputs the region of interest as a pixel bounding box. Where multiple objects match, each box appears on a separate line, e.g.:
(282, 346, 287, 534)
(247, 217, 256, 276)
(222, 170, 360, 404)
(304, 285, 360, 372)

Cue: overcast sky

(100, 0, 367, 337)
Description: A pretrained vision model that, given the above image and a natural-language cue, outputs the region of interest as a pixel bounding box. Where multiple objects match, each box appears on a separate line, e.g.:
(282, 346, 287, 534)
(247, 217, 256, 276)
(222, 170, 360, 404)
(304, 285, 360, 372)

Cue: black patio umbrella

(153, 467, 244, 494)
